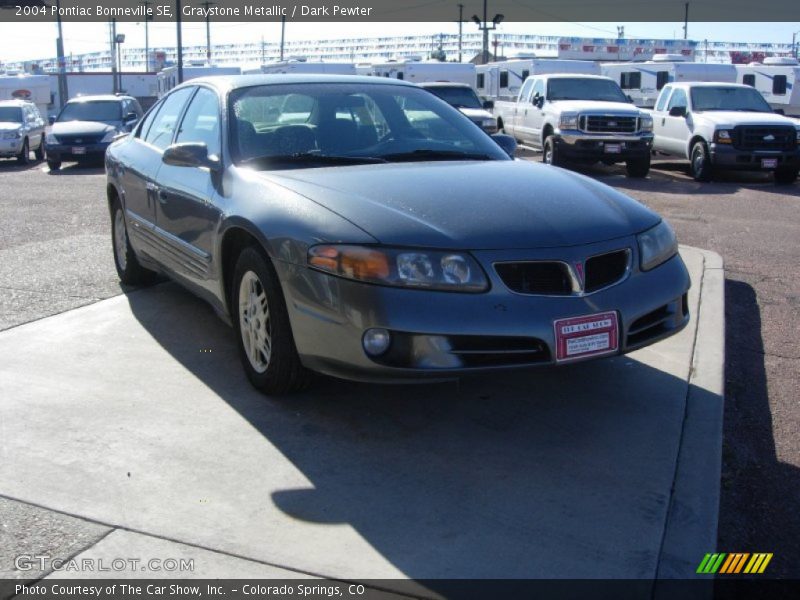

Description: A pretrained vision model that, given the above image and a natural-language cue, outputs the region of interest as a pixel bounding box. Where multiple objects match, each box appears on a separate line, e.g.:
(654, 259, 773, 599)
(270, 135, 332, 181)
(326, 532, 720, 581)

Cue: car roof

(417, 82, 473, 88)
(66, 94, 133, 103)
(667, 82, 752, 89)
(537, 74, 613, 81)
(0, 99, 36, 107)
(173, 73, 417, 94)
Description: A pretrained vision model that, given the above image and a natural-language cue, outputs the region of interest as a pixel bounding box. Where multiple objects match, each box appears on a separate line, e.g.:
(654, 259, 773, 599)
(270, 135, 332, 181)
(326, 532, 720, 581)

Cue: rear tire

(111, 198, 157, 285)
(626, 154, 651, 178)
(774, 166, 798, 185)
(690, 141, 713, 182)
(16, 139, 30, 165)
(47, 159, 61, 171)
(232, 246, 312, 395)
(543, 135, 561, 167)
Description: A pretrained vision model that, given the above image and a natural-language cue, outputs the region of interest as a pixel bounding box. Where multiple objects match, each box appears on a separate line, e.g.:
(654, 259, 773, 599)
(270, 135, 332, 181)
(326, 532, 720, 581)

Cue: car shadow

(716, 279, 800, 586)
(0, 159, 45, 172)
(46, 162, 105, 176)
(121, 281, 723, 590)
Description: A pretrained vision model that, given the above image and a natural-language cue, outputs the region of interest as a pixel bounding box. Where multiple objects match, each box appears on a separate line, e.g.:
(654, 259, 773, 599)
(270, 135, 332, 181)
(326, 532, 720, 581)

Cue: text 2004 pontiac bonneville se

(105, 75, 690, 394)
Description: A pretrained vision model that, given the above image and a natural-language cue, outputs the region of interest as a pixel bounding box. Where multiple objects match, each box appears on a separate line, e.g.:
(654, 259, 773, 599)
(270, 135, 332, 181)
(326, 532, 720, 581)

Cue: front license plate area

(72, 146, 86, 155)
(604, 143, 622, 154)
(554, 311, 619, 362)
(761, 158, 778, 169)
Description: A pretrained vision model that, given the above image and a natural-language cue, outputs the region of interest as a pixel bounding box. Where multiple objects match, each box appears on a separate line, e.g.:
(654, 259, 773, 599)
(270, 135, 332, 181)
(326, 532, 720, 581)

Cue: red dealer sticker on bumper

(554, 311, 619, 362)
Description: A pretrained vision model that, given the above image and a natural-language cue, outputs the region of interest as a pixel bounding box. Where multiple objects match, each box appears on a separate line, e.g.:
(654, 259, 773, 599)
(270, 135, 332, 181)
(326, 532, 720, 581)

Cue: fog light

(363, 328, 391, 356)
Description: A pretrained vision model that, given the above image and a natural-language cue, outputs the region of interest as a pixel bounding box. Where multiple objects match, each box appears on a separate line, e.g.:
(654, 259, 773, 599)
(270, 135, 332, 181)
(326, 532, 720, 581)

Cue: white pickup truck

(650, 82, 800, 183)
(493, 74, 654, 177)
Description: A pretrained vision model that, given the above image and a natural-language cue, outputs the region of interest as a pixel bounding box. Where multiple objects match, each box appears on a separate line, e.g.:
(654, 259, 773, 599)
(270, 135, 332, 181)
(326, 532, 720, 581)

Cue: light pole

(198, 1, 215, 64)
(141, 1, 152, 71)
(115, 33, 126, 93)
(280, 14, 286, 61)
(472, 1, 504, 64)
(793, 31, 800, 60)
(457, 3, 463, 63)
(54, 0, 68, 108)
(176, 0, 184, 84)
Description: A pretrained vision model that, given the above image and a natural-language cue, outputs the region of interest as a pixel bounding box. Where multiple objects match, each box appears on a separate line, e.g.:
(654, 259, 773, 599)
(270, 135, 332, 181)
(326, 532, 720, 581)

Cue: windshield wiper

(241, 152, 387, 166)
(380, 149, 494, 162)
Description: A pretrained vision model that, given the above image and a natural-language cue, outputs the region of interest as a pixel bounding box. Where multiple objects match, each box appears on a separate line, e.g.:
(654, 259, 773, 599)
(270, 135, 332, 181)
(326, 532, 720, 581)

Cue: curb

(655, 247, 725, 590)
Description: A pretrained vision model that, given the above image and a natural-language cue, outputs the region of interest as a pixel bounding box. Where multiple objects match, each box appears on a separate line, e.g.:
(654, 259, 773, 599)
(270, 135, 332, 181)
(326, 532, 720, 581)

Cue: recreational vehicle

(368, 61, 476, 86)
(243, 61, 356, 76)
(735, 57, 800, 117)
(0, 74, 51, 118)
(476, 59, 600, 100)
(157, 65, 241, 96)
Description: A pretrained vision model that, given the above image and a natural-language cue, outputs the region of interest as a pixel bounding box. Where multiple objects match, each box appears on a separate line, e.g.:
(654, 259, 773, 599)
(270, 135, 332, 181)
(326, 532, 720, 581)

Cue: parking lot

(0, 154, 798, 584)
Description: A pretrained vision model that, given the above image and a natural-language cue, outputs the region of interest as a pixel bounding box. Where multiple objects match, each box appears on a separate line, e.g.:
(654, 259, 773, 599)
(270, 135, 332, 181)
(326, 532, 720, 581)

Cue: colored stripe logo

(697, 553, 773, 574)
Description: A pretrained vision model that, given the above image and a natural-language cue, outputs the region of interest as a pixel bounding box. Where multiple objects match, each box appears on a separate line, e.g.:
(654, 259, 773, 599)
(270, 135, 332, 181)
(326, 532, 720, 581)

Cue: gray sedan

(105, 75, 690, 394)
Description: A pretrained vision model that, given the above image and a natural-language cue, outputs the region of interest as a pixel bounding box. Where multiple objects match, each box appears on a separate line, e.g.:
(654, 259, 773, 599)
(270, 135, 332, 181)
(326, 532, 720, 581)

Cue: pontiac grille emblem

(763, 134, 775, 141)
(608, 121, 617, 126)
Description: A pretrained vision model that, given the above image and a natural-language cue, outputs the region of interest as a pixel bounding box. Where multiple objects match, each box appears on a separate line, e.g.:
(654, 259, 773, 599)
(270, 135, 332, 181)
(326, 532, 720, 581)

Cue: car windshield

(58, 100, 122, 122)
(0, 107, 23, 123)
(229, 82, 508, 167)
(690, 87, 773, 112)
(547, 78, 629, 103)
(424, 86, 483, 109)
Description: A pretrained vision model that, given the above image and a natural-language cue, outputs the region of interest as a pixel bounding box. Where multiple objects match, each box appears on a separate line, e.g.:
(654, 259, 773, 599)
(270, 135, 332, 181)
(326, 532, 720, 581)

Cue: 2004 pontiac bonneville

(105, 75, 690, 394)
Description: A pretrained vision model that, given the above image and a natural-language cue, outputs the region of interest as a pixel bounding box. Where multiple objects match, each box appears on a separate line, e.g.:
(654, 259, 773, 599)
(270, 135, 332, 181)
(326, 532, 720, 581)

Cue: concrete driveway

(0, 247, 723, 594)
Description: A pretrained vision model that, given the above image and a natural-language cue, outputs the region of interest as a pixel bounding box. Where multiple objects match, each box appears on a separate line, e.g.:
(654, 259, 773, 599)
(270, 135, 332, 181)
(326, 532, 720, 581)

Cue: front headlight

(1, 131, 21, 140)
(308, 245, 489, 292)
(638, 221, 678, 271)
(714, 129, 733, 144)
(559, 113, 579, 130)
(45, 132, 58, 144)
(639, 115, 653, 132)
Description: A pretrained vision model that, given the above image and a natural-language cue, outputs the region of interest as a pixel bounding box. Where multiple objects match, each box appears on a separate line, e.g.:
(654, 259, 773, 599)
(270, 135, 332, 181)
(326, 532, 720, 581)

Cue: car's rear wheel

(774, 166, 799, 185)
(34, 137, 45, 161)
(626, 154, 650, 178)
(232, 246, 311, 395)
(47, 159, 61, 171)
(690, 141, 713, 182)
(111, 199, 156, 285)
(16, 139, 30, 165)
(543, 136, 561, 167)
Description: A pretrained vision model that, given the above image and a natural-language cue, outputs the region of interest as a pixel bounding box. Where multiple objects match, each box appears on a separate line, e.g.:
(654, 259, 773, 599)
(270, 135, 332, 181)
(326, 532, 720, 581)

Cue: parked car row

(492, 74, 800, 184)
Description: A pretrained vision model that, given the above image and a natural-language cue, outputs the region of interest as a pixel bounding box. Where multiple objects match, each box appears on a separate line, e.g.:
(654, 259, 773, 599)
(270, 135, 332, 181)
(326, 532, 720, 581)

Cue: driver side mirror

(162, 142, 220, 171)
(668, 106, 687, 118)
(125, 112, 139, 123)
(482, 99, 494, 110)
(491, 133, 517, 158)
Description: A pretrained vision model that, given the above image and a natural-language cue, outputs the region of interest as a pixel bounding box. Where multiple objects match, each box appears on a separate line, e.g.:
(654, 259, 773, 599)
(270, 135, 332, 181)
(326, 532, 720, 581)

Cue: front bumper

(709, 143, 800, 171)
(555, 130, 654, 162)
(0, 138, 23, 157)
(45, 141, 111, 161)
(276, 238, 691, 383)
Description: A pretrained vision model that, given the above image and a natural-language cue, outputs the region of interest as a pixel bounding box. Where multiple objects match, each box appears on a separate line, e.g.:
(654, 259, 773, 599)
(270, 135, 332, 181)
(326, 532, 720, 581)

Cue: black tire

(34, 137, 45, 161)
(47, 159, 61, 171)
(542, 135, 561, 167)
(626, 154, 651, 178)
(16, 139, 30, 165)
(110, 198, 157, 285)
(232, 246, 311, 395)
(774, 166, 798, 185)
(690, 141, 713, 182)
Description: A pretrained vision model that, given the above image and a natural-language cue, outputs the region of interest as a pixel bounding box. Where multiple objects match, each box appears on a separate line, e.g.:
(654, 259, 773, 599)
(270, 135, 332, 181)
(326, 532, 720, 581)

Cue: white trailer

(735, 58, 800, 117)
(600, 59, 736, 108)
(368, 61, 476, 87)
(49, 72, 159, 110)
(0, 74, 51, 117)
(476, 59, 599, 100)
(157, 65, 241, 97)
(243, 61, 356, 76)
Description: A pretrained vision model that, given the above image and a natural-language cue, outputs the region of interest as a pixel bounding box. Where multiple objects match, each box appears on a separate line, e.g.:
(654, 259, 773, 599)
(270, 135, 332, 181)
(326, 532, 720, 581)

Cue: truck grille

(733, 126, 795, 151)
(579, 115, 638, 134)
(55, 133, 105, 145)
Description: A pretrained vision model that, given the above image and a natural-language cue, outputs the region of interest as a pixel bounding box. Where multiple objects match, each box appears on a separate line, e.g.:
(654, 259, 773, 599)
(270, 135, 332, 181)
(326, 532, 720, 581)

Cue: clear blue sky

(1, 21, 799, 63)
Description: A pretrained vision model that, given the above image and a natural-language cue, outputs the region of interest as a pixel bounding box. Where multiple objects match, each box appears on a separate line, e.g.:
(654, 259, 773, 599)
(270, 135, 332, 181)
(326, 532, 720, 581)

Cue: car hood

(458, 107, 494, 120)
(52, 120, 117, 136)
(0, 122, 22, 131)
(258, 160, 660, 249)
(551, 100, 642, 115)
(692, 111, 799, 127)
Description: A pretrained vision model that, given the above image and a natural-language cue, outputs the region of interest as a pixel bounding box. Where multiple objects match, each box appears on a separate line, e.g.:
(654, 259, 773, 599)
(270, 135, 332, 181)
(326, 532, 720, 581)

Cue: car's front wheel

(16, 139, 30, 165)
(543, 136, 561, 167)
(47, 159, 61, 171)
(774, 166, 799, 185)
(690, 141, 713, 182)
(232, 246, 311, 395)
(111, 199, 156, 285)
(34, 137, 45, 161)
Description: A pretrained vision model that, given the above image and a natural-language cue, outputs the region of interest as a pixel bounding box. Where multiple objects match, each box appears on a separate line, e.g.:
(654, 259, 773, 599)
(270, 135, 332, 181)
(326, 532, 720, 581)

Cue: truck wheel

(543, 136, 560, 167)
(774, 166, 799, 185)
(626, 155, 650, 178)
(16, 139, 30, 165)
(690, 141, 713, 182)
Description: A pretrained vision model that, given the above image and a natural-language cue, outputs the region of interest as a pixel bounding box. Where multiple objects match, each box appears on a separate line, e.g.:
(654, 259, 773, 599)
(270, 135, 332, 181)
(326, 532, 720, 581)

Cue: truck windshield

(229, 82, 509, 166)
(58, 101, 122, 122)
(547, 78, 628, 103)
(690, 87, 772, 112)
(424, 86, 483, 109)
(0, 107, 23, 123)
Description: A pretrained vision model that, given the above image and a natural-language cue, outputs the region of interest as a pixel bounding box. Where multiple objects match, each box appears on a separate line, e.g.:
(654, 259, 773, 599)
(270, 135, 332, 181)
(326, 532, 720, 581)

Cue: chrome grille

(579, 115, 638, 134)
(733, 126, 795, 151)
(55, 133, 105, 145)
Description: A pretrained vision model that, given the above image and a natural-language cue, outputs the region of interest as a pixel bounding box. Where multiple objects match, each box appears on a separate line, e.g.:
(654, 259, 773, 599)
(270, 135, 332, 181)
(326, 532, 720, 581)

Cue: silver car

(0, 99, 46, 164)
(106, 75, 690, 395)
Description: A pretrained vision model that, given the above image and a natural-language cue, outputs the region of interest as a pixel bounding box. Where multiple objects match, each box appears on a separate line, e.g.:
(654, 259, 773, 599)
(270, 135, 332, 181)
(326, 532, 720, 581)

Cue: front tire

(232, 246, 311, 395)
(111, 198, 156, 285)
(47, 159, 61, 171)
(626, 154, 651, 178)
(690, 141, 713, 182)
(774, 166, 798, 185)
(542, 135, 561, 167)
(34, 138, 45, 161)
(16, 139, 30, 165)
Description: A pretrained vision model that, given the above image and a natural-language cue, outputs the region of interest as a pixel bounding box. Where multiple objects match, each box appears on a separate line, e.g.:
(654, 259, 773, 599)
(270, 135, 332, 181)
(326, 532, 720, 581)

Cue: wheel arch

(687, 135, 708, 160)
(218, 219, 275, 317)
